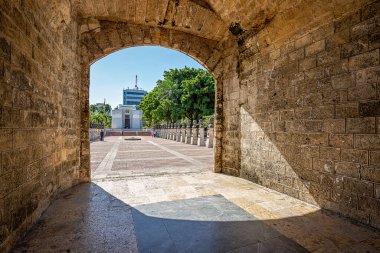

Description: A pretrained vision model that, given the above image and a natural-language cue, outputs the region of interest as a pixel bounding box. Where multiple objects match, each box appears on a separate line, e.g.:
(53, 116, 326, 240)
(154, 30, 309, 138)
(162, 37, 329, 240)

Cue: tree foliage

(138, 67, 215, 127)
(89, 103, 111, 127)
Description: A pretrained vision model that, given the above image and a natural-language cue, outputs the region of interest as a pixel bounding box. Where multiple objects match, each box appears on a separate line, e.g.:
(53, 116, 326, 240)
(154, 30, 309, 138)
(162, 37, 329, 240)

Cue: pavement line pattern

(92, 137, 121, 178)
(148, 140, 204, 167)
(114, 150, 164, 153)
(185, 155, 214, 158)
(113, 157, 178, 162)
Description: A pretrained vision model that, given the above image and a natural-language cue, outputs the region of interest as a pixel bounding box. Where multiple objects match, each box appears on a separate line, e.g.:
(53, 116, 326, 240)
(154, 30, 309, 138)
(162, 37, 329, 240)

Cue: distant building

(111, 79, 147, 129)
(111, 105, 144, 129)
(123, 88, 147, 106)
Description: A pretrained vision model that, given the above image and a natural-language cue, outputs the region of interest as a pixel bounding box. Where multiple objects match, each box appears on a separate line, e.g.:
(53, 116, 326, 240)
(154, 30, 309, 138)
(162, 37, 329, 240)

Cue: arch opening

(78, 20, 226, 182)
(87, 45, 221, 180)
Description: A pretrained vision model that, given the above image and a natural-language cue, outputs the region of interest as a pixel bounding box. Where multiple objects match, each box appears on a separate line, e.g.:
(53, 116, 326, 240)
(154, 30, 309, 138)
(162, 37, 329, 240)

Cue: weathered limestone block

(235, 0, 380, 230)
(0, 1, 81, 252)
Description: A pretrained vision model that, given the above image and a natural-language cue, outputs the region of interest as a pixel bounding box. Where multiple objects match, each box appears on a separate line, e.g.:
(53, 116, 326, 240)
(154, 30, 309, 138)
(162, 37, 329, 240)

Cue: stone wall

(0, 1, 81, 252)
(89, 128, 102, 142)
(229, 0, 380, 229)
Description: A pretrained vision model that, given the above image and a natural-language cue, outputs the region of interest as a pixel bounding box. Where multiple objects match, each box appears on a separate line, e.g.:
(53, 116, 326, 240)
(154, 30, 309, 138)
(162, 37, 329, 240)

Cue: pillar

(198, 124, 205, 146)
(181, 125, 186, 143)
(172, 123, 177, 141)
(191, 120, 198, 145)
(186, 124, 192, 144)
(207, 123, 214, 148)
(177, 124, 182, 142)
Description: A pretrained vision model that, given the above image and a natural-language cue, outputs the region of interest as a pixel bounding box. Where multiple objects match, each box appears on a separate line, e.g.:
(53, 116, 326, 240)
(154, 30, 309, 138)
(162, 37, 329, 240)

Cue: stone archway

(78, 20, 233, 181)
(2, 0, 380, 251)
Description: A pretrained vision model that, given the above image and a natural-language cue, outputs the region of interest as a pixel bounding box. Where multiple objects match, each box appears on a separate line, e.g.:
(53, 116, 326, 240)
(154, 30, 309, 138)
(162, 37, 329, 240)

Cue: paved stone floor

(13, 137, 380, 252)
(91, 136, 214, 179)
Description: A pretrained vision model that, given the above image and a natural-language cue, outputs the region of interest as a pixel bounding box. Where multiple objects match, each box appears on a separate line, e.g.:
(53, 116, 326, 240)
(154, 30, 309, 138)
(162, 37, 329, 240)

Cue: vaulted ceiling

(74, 0, 228, 41)
(36, 0, 368, 46)
(73, 0, 291, 41)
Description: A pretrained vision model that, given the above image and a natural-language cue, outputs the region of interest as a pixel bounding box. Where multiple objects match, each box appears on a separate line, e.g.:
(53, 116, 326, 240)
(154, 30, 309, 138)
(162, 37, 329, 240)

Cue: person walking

(100, 129, 104, 141)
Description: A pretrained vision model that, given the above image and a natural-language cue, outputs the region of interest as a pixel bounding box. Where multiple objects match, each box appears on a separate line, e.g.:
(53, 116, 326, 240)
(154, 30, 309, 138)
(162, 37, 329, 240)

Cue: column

(186, 124, 192, 144)
(181, 124, 186, 143)
(191, 120, 198, 145)
(172, 123, 176, 141)
(198, 124, 205, 146)
(207, 123, 214, 148)
(166, 125, 170, 139)
(176, 124, 182, 142)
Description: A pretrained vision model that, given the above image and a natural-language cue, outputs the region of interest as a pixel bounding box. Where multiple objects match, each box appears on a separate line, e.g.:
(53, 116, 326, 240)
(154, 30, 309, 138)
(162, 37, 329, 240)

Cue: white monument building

(111, 76, 147, 129)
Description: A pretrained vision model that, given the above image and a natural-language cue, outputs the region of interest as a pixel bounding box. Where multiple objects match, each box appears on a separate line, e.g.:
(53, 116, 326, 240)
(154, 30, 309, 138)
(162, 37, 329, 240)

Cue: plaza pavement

(91, 136, 214, 180)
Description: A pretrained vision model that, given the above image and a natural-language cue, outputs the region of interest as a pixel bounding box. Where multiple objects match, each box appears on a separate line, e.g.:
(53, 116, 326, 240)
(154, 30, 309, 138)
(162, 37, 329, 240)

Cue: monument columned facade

(111, 84, 147, 129)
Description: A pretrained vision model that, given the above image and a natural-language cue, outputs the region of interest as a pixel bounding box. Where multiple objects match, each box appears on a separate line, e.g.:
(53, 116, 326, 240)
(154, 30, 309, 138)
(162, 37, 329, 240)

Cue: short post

(207, 123, 214, 148)
(159, 125, 162, 138)
(170, 123, 177, 141)
(191, 120, 198, 145)
(171, 124, 175, 140)
(173, 123, 177, 141)
(174, 123, 179, 141)
(186, 123, 192, 144)
(177, 124, 182, 142)
(171, 123, 176, 141)
(198, 122, 205, 146)
(166, 125, 170, 139)
(181, 124, 186, 143)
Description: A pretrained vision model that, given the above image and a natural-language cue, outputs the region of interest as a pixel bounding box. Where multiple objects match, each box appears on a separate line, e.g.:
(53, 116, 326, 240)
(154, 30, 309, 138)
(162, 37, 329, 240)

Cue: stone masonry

(0, 1, 81, 252)
(236, 0, 380, 229)
(0, 0, 379, 252)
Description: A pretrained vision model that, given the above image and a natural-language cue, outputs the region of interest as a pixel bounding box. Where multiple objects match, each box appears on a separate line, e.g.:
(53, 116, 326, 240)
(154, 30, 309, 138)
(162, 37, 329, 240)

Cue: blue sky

(90, 46, 205, 109)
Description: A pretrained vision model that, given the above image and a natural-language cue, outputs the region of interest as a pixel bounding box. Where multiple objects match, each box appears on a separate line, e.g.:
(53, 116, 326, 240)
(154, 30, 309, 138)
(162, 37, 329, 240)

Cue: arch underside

(81, 21, 223, 74)
(79, 20, 227, 180)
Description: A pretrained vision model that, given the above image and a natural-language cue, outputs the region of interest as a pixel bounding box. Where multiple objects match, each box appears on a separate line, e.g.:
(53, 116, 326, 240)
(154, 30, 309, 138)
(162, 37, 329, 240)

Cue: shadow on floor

(11, 183, 379, 253)
(131, 194, 307, 253)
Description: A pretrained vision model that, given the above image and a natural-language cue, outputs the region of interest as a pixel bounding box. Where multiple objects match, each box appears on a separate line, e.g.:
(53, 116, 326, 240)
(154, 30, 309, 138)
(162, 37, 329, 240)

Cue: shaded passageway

(12, 138, 380, 252)
(1, 0, 380, 252)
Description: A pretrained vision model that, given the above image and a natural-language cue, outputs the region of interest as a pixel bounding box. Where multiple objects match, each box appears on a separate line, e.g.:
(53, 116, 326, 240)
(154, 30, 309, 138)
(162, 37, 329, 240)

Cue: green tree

(138, 67, 215, 127)
(180, 70, 215, 124)
(89, 103, 112, 127)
